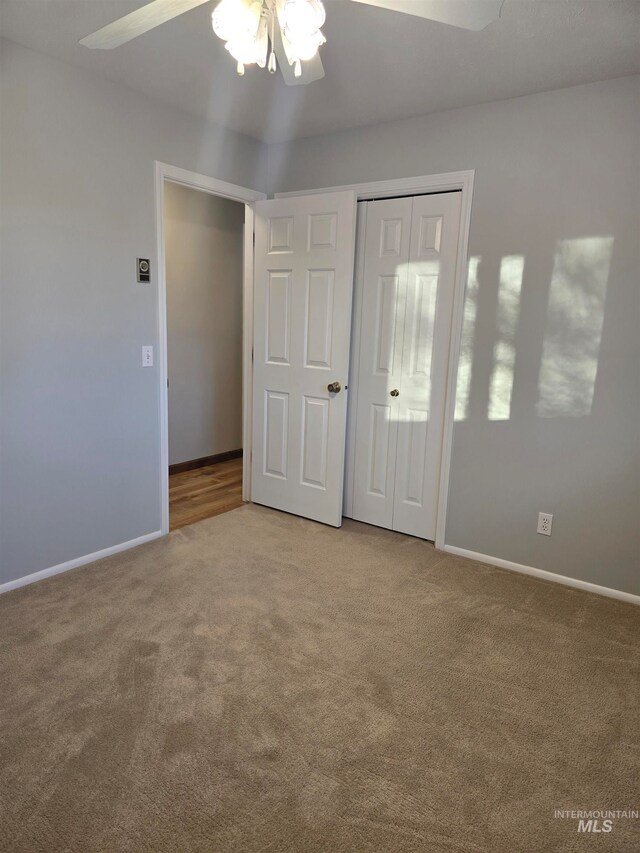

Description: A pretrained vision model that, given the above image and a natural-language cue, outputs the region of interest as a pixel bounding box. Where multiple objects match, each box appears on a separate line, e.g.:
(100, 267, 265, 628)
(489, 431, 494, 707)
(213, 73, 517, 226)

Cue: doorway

(156, 162, 266, 535)
(165, 183, 245, 530)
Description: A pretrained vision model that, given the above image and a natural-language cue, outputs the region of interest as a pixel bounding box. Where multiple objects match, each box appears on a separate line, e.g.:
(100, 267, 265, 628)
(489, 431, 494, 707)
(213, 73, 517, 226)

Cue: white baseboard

(0, 531, 164, 595)
(442, 544, 640, 606)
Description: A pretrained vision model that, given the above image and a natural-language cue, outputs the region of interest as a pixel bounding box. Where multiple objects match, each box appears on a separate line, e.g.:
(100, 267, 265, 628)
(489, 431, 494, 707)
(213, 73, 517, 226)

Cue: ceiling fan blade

(273, 27, 325, 86)
(79, 0, 211, 49)
(350, 0, 504, 31)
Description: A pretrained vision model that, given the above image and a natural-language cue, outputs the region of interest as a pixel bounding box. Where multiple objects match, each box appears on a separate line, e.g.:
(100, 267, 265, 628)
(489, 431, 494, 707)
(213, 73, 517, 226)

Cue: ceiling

(1, 0, 639, 143)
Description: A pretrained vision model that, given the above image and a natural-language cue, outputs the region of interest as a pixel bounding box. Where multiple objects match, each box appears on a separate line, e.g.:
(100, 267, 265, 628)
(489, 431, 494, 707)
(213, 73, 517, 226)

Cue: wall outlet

(142, 345, 154, 367)
(537, 512, 553, 536)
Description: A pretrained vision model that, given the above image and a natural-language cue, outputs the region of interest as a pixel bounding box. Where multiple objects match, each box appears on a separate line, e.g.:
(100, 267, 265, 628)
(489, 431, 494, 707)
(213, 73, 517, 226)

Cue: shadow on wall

(455, 236, 614, 423)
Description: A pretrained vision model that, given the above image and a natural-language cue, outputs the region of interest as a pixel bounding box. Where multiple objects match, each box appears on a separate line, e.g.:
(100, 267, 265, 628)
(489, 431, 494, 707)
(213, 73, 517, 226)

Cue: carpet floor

(0, 505, 638, 852)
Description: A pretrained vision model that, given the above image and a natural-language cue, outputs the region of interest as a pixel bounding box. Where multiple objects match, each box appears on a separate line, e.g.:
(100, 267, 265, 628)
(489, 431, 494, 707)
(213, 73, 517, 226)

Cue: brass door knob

(327, 381, 342, 394)
(390, 389, 400, 397)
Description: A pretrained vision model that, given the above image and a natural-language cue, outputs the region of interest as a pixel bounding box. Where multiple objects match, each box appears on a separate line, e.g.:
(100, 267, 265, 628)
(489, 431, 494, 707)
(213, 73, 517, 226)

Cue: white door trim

(277, 171, 474, 549)
(274, 170, 474, 202)
(155, 161, 266, 535)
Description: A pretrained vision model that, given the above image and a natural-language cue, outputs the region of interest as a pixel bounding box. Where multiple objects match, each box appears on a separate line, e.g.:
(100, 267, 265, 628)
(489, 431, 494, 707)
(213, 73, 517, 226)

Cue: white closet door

(392, 192, 461, 539)
(251, 191, 357, 527)
(351, 197, 413, 528)
(346, 191, 462, 540)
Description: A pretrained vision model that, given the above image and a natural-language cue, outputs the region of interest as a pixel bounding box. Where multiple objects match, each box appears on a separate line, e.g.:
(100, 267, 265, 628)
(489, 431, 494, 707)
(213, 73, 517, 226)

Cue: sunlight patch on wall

(488, 255, 524, 420)
(537, 236, 613, 418)
(454, 256, 480, 421)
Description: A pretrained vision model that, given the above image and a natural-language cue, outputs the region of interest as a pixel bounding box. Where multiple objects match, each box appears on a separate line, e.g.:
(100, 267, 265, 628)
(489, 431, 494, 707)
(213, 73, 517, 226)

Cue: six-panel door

(251, 192, 357, 527)
(351, 197, 413, 529)
(349, 192, 462, 540)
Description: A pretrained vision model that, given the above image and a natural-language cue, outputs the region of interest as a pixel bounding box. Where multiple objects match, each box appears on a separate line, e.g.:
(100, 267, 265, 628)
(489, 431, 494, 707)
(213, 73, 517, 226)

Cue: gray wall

(268, 76, 640, 595)
(0, 39, 264, 585)
(165, 183, 244, 466)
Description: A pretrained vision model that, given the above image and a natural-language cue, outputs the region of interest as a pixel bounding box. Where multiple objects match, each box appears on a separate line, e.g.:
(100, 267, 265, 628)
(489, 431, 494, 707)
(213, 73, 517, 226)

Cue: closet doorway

(344, 191, 462, 541)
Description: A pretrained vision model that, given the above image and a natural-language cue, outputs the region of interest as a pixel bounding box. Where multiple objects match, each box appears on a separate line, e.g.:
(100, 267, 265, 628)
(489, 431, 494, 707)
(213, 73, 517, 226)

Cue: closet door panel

(393, 192, 462, 539)
(351, 197, 412, 529)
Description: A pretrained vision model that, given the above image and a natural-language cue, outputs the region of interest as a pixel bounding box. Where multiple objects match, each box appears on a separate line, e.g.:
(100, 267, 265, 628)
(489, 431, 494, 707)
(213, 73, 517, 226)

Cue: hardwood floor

(169, 457, 244, 531)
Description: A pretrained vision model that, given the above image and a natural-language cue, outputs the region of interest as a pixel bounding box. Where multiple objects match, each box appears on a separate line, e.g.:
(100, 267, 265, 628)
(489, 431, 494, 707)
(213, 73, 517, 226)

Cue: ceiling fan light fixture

(211, 0, 326, 79)
(80, 0, 504, 86)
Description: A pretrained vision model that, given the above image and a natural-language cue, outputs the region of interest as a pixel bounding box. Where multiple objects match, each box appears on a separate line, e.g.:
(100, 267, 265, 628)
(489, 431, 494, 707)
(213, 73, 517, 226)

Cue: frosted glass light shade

(212, 0, 261, 43)
(282, 0, 325, 36)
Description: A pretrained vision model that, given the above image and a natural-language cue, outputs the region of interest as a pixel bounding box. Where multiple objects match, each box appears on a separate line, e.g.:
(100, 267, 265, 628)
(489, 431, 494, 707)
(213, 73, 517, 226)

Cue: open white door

(251, 191, 357, 526)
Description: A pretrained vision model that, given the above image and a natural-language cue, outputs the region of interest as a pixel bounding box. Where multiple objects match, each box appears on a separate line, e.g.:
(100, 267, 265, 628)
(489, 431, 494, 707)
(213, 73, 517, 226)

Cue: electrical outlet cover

(537, 512, 553, 536)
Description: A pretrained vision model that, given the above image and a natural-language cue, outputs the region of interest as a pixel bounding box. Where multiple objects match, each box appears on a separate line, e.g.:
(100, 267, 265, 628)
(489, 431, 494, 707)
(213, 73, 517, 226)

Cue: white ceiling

(1, 0, 639, 143)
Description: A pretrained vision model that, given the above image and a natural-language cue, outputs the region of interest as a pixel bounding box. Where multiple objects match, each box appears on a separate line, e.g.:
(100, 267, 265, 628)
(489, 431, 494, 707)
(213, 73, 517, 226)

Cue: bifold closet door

(351, 197, 413, 529)
(349, 191, 462, 540)
(392, 192, 461, 539)
(251, 191, 357, 527)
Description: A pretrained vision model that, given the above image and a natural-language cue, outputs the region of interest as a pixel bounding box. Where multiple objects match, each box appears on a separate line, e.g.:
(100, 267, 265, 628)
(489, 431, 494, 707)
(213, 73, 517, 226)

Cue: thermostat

(137, 258, 150, 283)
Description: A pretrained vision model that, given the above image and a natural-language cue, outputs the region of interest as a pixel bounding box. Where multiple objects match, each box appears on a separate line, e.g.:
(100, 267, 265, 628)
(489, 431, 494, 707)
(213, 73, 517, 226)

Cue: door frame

(276, 170, 475, 549)
(155, 161, 265, 535)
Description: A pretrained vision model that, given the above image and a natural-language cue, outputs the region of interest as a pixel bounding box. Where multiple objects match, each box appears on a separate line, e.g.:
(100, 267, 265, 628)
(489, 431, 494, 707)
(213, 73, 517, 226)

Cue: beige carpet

(0, 505, 638, 853)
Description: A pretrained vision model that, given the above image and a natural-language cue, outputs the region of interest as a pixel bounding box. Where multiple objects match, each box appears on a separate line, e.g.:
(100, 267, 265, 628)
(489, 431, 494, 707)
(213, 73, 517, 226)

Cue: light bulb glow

(283, 0, 325, 37)
(211, 0, 238, 40)
(212, 0, 261, 43)
(225, 36, 262, 64)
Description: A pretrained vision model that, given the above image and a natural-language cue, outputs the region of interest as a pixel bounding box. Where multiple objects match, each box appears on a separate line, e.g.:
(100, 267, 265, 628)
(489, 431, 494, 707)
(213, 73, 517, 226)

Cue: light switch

(142, 346, 153, 367)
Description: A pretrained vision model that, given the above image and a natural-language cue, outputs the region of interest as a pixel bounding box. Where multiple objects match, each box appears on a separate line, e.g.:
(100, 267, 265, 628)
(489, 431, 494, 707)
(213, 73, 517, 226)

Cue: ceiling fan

(79, 0, 504, 86)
